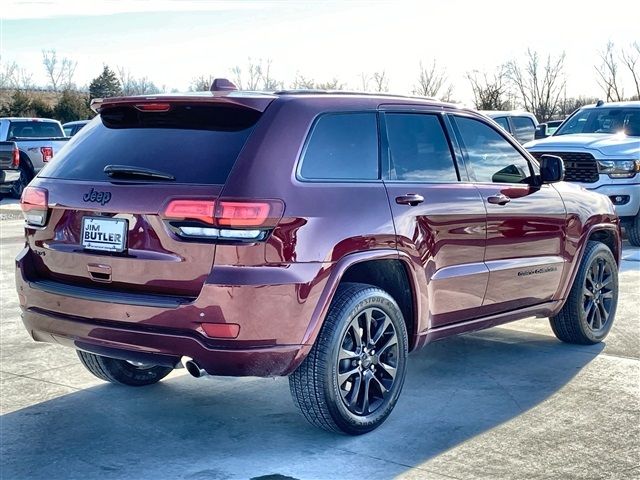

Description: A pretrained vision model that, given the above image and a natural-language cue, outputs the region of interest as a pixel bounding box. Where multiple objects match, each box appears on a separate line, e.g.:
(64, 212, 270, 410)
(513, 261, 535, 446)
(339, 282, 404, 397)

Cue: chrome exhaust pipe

(181, 356, 208, 378)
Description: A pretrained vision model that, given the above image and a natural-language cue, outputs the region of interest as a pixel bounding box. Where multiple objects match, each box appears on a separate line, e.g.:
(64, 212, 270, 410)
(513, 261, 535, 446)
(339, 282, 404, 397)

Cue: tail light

(163, 198, 283, 241)
(41, 146, 53, 162)
(11, 146, 20, 168)
(20, 186, 49, 226)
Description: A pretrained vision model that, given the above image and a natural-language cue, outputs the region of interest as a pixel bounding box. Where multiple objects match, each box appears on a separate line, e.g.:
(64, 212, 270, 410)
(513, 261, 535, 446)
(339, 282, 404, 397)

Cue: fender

(299, 249, 422, 350)
(554, 222, 621, 312)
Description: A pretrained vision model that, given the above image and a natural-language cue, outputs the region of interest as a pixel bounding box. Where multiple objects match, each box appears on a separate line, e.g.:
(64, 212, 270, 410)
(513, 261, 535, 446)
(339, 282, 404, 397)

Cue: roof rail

(273, 89, 438, 101)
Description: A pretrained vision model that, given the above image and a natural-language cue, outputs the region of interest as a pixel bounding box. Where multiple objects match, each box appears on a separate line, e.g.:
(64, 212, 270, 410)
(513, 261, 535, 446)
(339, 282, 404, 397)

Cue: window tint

(455, 116, 532, 184)
(63, 127, 73, 137)
(512, 116, 536, 143)
(384, 113, 457, 182)
(8, 121, 64, 139)
(40, 106, 259, 185)
(493, 117, 510, 132)
(300, 113, 378, 180)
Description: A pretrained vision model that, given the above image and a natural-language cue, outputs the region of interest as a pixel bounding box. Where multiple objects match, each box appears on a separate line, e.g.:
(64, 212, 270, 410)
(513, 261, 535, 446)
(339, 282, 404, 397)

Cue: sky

(1, 0, 639, 104)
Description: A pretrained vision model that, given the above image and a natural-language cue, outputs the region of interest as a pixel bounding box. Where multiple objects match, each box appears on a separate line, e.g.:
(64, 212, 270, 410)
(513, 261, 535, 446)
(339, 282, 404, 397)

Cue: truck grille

(530, 151, 599, 183)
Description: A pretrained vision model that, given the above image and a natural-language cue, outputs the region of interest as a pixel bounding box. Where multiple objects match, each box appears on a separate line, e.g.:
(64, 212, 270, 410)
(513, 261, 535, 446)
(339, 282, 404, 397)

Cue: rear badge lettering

(83, 188, 112, 205)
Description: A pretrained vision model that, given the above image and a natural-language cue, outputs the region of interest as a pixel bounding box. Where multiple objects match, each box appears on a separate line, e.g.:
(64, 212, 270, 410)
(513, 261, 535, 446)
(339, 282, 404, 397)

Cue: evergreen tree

(0, 90, 32, 116)
(30, 97, 54, 118)
(53, 90, 94, 123)
(89, 65, 122, 99)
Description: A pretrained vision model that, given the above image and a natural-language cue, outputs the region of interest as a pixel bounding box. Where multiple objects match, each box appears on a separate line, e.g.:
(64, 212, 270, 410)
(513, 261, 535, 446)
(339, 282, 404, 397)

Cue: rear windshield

(8, 121, 64, 139)
(39, 105, 260, 184)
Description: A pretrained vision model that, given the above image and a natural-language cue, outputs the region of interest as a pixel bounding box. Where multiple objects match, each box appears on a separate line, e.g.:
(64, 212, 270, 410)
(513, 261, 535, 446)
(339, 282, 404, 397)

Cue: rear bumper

(0, 169, 20, 189)
(21, 308, 308, 376)
(16, 247, 328, 377)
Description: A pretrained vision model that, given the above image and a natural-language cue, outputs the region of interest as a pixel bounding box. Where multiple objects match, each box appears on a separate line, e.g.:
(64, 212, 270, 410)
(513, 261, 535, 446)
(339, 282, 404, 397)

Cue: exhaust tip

(181, 356, 207, 378)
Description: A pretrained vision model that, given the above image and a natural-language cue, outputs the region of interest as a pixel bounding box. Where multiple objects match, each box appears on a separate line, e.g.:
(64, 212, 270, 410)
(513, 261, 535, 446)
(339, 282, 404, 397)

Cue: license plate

(81, 217, 127, 253)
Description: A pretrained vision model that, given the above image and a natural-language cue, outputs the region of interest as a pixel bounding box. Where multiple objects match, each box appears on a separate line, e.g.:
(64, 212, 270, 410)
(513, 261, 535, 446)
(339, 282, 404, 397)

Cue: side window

(64, 127, 73, 137)
(300, 113, 378, 180)
(512, 116, 536, 143)
(384, 113, 458, 182)
(454, 116, 533, 184)
(493, 117, 511, 132)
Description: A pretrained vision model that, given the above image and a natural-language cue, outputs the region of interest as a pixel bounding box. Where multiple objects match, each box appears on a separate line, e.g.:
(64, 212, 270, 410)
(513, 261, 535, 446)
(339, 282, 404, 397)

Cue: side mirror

(539, 154, 564, 183)
(534, 124, 549, 139)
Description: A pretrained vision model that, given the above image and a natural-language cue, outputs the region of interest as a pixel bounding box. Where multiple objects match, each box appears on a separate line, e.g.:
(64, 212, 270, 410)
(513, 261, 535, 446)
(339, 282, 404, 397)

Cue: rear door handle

(487, 194, 511, 205)
(395, 194, 424, 206)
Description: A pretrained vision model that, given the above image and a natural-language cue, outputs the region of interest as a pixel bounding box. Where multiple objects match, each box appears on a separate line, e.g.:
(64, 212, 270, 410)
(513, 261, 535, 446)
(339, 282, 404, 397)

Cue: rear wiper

(104, 164, 176, 181)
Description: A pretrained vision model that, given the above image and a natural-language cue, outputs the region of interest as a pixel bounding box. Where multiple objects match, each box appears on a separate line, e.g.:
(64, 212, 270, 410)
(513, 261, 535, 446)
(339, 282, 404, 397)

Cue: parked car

(535, 119, 564, 139)
(526, 101, 640, 245)
(17, 83, 621, 434)
(62, 120, 90, 137)
(0, 118, 69, 198)
(481, 110, 539, 144)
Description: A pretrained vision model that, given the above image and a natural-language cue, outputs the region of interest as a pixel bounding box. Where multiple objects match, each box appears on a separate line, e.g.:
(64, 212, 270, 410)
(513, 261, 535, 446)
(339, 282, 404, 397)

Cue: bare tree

(466, 66, 512, 110)
(291, 74, 316, 89)
(116, 67, 160, 95)
(358, 72, 370, 92)
(621, 41, 640, 100)
(189, 74, 216, 91)
(595, 42, 624, 102)
(371, 71, 389, 92)
(117, 66, 135, 95)
(412, 60, 453, 100)
(506, 49, 566, 122)
(231, 58, 263, 90)
(13, 67, 35, 91)
(42, 49, 77, 91)
(230, 58, 282, 90)
(316, 78, 344, 90)
(0, 57, 18, 89)
(557, 95, 599, 118)
(260, 59, 281, 90)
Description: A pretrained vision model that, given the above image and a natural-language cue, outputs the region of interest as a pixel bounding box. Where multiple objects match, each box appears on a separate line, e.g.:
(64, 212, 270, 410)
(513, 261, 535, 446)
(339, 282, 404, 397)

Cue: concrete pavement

(1, 218, 638, 480)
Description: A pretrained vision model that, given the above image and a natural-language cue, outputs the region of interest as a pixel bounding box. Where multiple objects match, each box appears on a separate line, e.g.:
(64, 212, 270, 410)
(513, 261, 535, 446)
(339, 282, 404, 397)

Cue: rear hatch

(23, 95, 274, 300)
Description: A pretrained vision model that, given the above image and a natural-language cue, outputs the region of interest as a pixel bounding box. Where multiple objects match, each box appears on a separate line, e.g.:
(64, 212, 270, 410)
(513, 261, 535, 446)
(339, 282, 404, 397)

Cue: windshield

(555, 107, 640, 136)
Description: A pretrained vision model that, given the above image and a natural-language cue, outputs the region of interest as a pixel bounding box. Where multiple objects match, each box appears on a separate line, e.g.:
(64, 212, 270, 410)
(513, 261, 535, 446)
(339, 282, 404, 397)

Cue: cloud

(3, 0, 270, 20)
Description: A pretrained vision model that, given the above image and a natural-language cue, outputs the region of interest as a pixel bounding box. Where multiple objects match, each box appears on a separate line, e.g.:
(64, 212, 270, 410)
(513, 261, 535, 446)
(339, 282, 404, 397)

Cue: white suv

(525, 101, 640, 246)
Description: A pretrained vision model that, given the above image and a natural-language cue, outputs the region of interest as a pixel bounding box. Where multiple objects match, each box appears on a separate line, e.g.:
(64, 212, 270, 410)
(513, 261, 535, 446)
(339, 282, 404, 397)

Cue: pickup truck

(526, 101, 640, 245)
(0, 118, 69, 198)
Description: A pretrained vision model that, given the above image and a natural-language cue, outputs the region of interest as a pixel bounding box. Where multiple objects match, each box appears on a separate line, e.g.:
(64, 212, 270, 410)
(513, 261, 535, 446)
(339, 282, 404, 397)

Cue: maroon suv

(16, 83, 621, 434)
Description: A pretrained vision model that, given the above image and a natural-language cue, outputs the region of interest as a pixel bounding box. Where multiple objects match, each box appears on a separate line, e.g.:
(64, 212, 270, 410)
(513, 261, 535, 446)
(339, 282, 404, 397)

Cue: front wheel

(289, 282, 408, 435)
(550, 241, 619, 344)
(77, 350, 173, 386)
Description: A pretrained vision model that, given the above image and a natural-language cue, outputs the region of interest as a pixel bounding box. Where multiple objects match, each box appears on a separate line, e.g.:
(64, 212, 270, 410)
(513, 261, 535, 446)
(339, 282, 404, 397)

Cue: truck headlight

(597, 159, 640, 178)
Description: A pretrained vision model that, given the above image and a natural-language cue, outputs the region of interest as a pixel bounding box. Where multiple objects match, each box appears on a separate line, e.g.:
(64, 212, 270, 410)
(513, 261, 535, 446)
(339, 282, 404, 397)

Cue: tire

(289, 282, 408, 435)
(10, 165, 31, 199)
(627, 214, 640, 247)
(77, 350, 173, 386)
(550, 241, 618, 344)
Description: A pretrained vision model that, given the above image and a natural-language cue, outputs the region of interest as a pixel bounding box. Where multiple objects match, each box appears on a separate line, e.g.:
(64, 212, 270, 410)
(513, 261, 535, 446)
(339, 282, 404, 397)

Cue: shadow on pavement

(1, 328, 604, 480)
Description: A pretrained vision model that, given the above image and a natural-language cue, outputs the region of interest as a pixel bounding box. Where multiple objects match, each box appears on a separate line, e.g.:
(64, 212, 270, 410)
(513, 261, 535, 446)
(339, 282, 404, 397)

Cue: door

(450, 113, 566, 314)
(380, 111, 488, 329)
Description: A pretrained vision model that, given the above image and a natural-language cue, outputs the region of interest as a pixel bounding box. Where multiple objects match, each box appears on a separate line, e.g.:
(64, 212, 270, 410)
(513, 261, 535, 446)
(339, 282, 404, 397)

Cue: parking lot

(1, 214, 638, 480)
